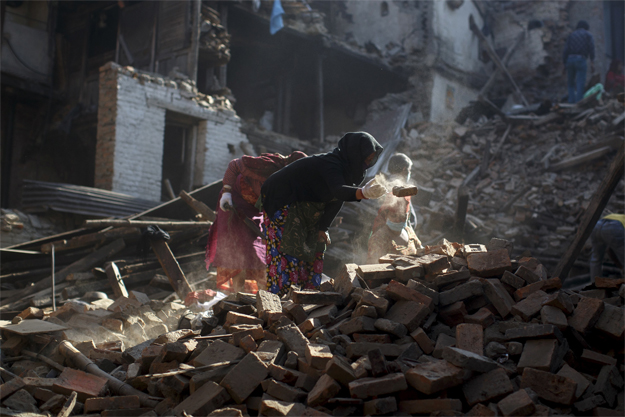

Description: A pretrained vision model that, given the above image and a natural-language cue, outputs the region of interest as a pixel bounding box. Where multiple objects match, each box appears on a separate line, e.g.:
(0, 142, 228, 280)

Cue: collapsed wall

(95, 62, 251, 201)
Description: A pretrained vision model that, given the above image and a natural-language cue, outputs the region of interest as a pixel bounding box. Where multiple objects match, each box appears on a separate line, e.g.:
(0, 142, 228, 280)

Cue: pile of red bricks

(0, 238, 623, 416)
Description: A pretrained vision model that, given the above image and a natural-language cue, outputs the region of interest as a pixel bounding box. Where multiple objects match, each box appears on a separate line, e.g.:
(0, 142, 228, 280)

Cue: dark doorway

(161, 111, 199, 201)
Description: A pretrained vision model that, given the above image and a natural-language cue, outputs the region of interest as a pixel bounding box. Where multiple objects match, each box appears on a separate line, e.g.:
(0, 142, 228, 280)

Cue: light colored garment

(270, 0, 284, 35)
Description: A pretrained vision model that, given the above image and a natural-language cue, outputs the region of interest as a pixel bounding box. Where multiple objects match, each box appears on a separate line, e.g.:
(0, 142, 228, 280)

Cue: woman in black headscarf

(260, 132, 386, 295)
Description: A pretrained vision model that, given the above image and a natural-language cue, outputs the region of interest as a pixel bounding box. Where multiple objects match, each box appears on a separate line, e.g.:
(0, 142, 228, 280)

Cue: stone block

(324, 355, 356, 385)
(52, 368, 108, 402)
(256, 290, 282, 320)
(398, 399, 462, 415)
(348, 373, 407, 399)
(406, 279, 439, 305)
(520, 367, 577, 405)
(511, 291, 549, 321)
(434, 269, 471, 289)
(193, 340, 245, 367)
(463, 368, 514, 406)
(338, 316, 376, 335)
(540, 305, 568, 330)
(594, 303, 624, 339)
(517, 339, 561, 373)
(515, 265, 540, 284)
(358, 290, 389, 316)
(568, 297, 604, 334)
(220, 352, 269, 403)
(432, 333, 456, 359)
(406, 360, 463, 394)
(497, 389, 536, 417)
(456, 323, 483, 355)
(442, 346, 499, 373)
(384, 300, 429, 332)
(482, 279, 515, 318)
(306, 374, 340, 407)
(437, 301, 467, 327)
(386, 280, 434, 310)
(464, 307, 495, 328)
(292, 291, 343, 305)
(305, 344, 333, 370)
(276, 324, 310, 357)
(410, 328, 434, 354)
(84, 395, 141, 413)
(363, 397, 397, 415)
(467, 249, 511, 277)
(542, 291, 574, 314)
(173, 381, 231, 416)
(265, 379, 307, 403)
(501, 271, 525, 289)
(439, 281, 484, 306)
(374, 318, 407, 337)
(557, 363, 590, 399)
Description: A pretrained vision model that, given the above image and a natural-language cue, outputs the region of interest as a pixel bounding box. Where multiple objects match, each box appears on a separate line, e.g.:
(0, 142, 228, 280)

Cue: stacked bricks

(1, 238, 623, 416)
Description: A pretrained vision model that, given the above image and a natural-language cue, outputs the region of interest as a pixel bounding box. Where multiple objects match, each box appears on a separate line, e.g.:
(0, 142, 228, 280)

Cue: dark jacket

(563, 28, 595, 64)
(261, 132, 383, 231)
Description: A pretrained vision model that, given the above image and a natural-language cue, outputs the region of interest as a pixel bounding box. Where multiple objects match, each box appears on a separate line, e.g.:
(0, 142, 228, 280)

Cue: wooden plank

(0, 239, 126, 312)
(553, 143, 624, 281)
(469, 14, 529, 107)
(106, 262, 128, 299)
(0, 319, 68, 335)
(548, 146, 613, 172)
(480, 31, 524, 96)
(179, 190, 216, 222)
(83, 219, 211, 229)
(41, 227, 141, 254)
(150, 239, 193, 300)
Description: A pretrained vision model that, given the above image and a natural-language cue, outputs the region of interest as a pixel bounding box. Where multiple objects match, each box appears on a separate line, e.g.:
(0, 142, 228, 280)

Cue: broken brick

(455, 323, 483, 355)
(405, 360, 463, 394)
(348, 372, 407, 399)
(467, 249, 511, 277)
(497, 389, 536, 416)
(568, 297, 604, 334)
(307, 374, 341, 407)
(520, 367, 577, 405)
(219, 352, 269, 403)
(463, 368, 514, 406)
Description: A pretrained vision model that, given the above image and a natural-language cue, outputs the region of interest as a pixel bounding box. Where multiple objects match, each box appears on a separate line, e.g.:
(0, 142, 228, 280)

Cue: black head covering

(331, 132, 383, 185)
(576, 20, 589, 30)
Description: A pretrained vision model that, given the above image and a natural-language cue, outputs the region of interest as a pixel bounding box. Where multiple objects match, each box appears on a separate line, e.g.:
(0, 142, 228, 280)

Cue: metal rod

(51, 244, 56, 311)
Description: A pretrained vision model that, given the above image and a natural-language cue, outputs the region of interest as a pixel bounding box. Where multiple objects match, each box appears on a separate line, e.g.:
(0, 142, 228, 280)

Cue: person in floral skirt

(260, 132, 387, 296)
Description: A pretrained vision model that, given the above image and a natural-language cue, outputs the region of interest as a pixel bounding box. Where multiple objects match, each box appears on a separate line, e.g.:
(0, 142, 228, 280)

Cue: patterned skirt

(263, 205, 323, 296)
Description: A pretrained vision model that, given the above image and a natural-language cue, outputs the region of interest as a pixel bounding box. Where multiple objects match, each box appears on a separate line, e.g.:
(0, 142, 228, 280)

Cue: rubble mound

(1, 241, 623, 416)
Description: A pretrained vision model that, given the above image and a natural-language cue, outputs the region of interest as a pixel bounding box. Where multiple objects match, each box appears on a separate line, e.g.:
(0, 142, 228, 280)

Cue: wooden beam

(0, 239, 126, 311)
(41, 227, 140, 254)
(553, 143, 624, 281)
(150, 239, 193, 301)
(469, 14, 529, 107)
(179, 190, 216, 222)
(548, 146, 613, 172)
(105, 262, 128, 299)
(83, 219, 211, 229)
(480, 31, 524, 97)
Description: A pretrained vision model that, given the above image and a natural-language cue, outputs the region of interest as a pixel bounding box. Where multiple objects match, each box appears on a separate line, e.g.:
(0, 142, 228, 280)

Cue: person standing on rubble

(589, 213, 624, 283)
(367, 153, 422, 264)
(563, 20, 595, 103)
(205, 151, 306, 294)
(260, 132, 386, 296)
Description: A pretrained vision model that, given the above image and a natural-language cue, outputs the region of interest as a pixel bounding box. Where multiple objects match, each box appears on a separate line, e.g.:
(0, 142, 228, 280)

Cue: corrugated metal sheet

(21, 180, 160, 218)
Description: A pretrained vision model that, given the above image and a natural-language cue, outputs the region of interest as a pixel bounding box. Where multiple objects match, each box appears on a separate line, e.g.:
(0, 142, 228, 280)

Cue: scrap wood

(179, 190, 216, 222)
(83, 219, 212, 229)
(548, 146, 614, 172)
(553, 142, 624, 281)
(40, 227, 141, 254)
(22, 349, 65, 372)
(0, 239, 126, 311)
(150, 239, 193, 301)
(469, 14, 529, 107)
(56, 391, 77, 417)
(58, 341, 160, 408)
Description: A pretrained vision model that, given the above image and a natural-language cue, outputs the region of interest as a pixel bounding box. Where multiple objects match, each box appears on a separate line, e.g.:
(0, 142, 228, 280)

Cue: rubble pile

(1, 239, 623, 416)
(200, 6, 231, 67)
(399, 97, 625, 261)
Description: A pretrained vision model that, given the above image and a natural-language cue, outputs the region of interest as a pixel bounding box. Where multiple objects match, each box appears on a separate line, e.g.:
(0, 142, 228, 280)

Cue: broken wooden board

(0, 319, 68, 335)
(150, 239, 193, 300)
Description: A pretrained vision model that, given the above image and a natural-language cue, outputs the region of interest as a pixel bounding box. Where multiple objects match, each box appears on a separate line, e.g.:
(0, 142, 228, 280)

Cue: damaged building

(3, 0, 622, 208)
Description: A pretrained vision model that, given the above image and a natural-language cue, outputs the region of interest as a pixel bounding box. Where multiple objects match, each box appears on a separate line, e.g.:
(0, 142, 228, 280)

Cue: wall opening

(162, 111, 199, 200)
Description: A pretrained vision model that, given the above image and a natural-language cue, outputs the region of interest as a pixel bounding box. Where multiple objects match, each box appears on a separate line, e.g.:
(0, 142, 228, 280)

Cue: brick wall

(96, 62, 251, 201)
